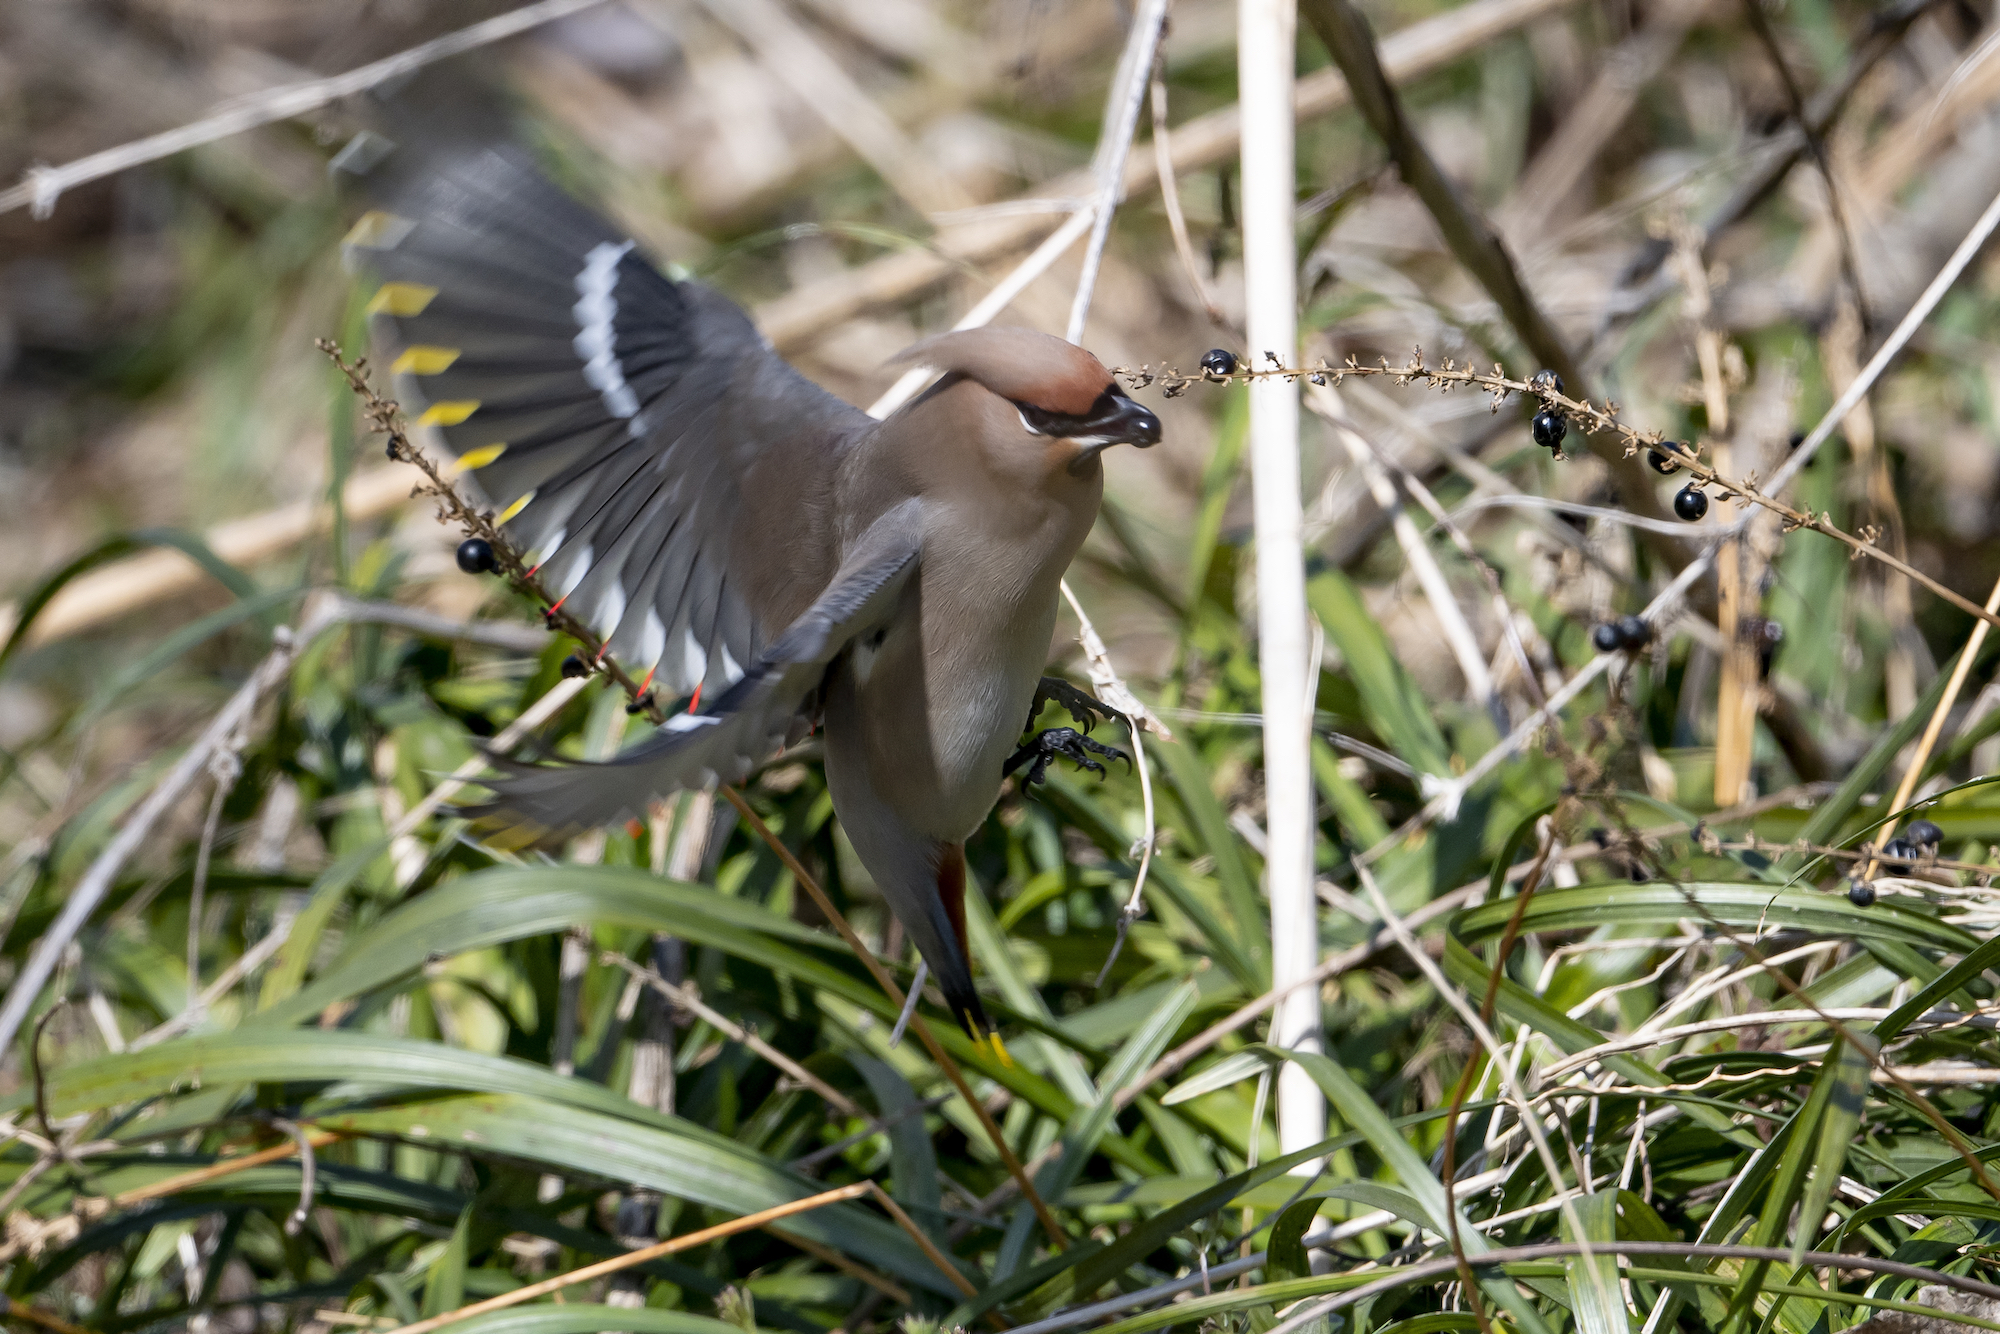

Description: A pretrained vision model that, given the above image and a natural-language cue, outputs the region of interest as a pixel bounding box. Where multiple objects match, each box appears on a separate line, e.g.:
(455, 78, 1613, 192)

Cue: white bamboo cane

(1240, 0, 1323, 1163)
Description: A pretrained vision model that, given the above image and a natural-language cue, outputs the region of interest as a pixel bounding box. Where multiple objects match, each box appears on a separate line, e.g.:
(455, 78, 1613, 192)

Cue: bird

(338, 141, 1161, 1040)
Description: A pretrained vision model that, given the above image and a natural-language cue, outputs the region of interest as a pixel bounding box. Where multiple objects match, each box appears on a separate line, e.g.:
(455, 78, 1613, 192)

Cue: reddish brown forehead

(892, 326, 1112, 414)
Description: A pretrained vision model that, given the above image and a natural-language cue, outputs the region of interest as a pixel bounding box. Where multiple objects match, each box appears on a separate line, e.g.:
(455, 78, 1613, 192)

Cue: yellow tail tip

(988, 1031, 1014, 1067)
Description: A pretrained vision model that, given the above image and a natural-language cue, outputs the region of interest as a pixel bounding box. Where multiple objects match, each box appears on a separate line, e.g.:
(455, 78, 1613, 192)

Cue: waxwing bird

(339, 142, 1159, 1039)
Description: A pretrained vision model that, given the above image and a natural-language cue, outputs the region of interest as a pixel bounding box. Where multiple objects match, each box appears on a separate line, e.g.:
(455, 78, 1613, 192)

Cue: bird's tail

(929, 843, 995, 1043)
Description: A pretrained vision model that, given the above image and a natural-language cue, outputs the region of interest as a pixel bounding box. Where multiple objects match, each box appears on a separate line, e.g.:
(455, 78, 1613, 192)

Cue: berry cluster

(1590, 616, 1653, 654)
(1845, 818, 1946, 906)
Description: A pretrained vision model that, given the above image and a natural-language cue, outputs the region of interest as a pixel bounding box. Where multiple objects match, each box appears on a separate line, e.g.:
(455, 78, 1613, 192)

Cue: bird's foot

(1004, 727, 1130, 787)
(1030, 676, 1109, 733)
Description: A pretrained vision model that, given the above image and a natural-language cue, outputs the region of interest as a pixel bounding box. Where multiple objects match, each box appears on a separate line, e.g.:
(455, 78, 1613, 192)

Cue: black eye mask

(1015, 387, 1162, 453)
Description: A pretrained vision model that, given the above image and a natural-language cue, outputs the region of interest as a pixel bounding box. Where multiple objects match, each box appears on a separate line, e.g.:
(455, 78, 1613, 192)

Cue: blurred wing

(341, 142, 866, 700)
(463, 513, 920, 841)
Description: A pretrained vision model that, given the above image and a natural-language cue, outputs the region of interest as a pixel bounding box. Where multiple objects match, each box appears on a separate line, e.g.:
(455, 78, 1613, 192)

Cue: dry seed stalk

(1117, 350, 2000, 635)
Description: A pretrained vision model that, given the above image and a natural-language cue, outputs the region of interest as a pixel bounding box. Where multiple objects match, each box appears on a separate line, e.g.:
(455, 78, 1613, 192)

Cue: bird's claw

(1004, 726, 1131, 788)
(1030, 676, 1109, 733)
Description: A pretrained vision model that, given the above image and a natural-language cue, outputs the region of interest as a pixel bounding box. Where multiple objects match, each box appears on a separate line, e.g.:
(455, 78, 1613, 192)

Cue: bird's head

(892, 327, 1161, 474)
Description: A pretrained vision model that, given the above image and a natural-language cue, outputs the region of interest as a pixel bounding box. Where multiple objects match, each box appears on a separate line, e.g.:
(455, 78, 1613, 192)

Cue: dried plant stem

(0, 0, 612, 218)
(1307, 383, 1494, 716)
(382, 1182, 875, 1334)
(1150, 75, 1227, 327)
(108, 1130, 344, 1208)
(1065, 0, 1170, 343)
(1128, 353, 2000, 636)
(1861, 570, 2000, 881)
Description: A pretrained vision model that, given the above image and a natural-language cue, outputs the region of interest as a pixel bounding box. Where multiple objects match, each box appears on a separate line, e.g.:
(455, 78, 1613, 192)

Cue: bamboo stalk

(1240, 0, 1323, 1162)
(380, 1182, 873, 1334)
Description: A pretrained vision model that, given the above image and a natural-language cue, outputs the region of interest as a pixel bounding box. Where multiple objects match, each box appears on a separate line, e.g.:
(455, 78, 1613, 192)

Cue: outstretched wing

(341, 141, 867, 700)
(464, 513, 920, 841)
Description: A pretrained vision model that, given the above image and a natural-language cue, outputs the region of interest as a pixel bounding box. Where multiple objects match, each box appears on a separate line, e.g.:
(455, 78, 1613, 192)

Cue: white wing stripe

(572, 240, 643, 422)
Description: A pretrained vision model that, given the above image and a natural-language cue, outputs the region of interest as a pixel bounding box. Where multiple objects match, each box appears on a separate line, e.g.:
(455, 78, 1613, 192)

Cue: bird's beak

(1065, 391, 1162, 473)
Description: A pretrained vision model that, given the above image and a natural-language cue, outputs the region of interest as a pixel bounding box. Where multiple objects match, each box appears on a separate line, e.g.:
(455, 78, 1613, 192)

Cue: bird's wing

(341, 142, 868, 700)
(463, 509, 921, 841)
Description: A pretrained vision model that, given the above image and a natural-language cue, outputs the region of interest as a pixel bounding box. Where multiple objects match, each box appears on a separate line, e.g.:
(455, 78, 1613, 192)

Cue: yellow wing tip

(343, 210, 414, 250)
(392, 346, 461, 376)
(416, 400, 480, 428)
(456, 443, 508, 472)
(495, 491, 535, 525)
(365, 282, 438, 317)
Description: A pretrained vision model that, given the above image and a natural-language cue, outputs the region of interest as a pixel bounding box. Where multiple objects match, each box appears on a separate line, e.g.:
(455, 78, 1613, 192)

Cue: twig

(1439, 819, 1555, 1333)
(1066, 0, 1172, 342)
(108, 1129, 345, 1208)
(28, 1004, 77, 1183)
(1739, 0, 1870, 324)
(0, 0, 612, 218)
(863, 1180, 978, 1298)
(1151, 73, 1228, 327)
(380, 1182, 875, 1334)
(1763, 176, 2000, 498)
(1294, 0, 1687, 542)
(1242, 0, 1323, 1161)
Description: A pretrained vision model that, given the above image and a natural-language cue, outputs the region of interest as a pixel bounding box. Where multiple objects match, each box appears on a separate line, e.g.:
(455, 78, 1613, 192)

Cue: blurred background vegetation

(8, 0, 2000, 1332)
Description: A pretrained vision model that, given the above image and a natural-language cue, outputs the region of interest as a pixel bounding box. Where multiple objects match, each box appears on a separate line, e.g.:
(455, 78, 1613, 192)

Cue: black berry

(1846, 879, 1876, 907)
(1592, 623, 1623, 653)
(1882, 837, 1918, 863)
(456, 537, 498, 574)
(1529, 369, 1564, 396)
(1200, 349, 1238, 377)
(1674, 485, 1709, 521)
(1907, 818, 1944, 849)
(1617, 615, 1651, 649)
(1532, 409, 1567, 449)
(1647, 446, 1682, 475)
(560, 654, 590, 679)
